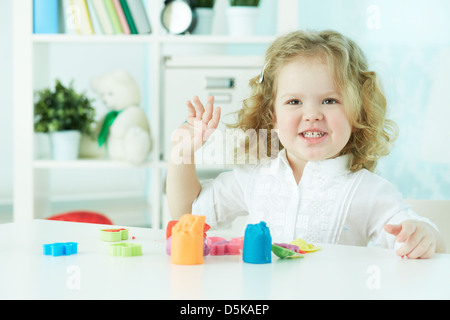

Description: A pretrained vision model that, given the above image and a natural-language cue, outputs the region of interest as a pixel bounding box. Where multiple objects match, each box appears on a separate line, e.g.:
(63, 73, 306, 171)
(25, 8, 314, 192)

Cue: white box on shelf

(162, 55, 264, 167)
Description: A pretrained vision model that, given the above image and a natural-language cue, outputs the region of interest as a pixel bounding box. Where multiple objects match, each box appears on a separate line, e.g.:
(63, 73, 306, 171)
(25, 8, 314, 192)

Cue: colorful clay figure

(166, 219, 211, 256)
(166, 221, 179, 239)
(171, 214, 206, 265)
(242, 221, 272, 264)
(166, 235, 211, 256)
(166, 219, 210, 240)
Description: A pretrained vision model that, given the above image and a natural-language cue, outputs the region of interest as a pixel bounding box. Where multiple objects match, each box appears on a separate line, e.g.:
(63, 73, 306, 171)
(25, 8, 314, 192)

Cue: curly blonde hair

(229, 30, 398, 172)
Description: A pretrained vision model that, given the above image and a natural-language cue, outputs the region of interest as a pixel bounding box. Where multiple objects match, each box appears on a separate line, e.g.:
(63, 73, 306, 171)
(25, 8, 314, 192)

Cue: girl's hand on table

(385, 220, 439, 259)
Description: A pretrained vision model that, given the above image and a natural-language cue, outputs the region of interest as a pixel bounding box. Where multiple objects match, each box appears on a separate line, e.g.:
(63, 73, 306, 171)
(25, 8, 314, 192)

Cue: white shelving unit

(12, 0, 298, 229)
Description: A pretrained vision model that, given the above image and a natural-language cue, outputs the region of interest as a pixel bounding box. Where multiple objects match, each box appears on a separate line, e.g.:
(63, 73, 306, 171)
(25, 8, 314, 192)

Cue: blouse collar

(278, 148, 351, 177)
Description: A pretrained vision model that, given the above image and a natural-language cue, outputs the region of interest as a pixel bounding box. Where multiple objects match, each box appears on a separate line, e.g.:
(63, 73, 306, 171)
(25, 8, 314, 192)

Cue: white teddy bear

(86, 69, 152, 164)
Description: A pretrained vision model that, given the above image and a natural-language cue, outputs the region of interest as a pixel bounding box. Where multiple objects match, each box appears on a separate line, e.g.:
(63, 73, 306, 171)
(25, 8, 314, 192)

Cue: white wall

(0, 0, 14, 205)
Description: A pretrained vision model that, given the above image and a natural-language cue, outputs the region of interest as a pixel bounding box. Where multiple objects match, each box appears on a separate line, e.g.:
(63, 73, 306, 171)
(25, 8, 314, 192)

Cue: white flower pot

(50, 130, 81, 161)
(193, 8, 214, 35)
(226, 6, 259, 37)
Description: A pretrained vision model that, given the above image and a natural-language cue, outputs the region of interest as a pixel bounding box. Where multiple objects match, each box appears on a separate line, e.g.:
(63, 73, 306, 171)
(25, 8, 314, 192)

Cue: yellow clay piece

(290, 238, 321, 252)
(171, 214, 206, 265)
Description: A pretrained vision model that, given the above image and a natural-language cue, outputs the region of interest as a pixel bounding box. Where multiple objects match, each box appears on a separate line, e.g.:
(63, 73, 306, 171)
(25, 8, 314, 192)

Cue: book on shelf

(91, 0, 114, 34)
(33, 0, 60, 34)
(119, 0, 138, 34)
(71, 0, 94, 35)
(104, 0, 124, 34)
(61, 0, 75, 34)
(86, 0, 104, 34)
(56, 0, 152, 36)
(113, 0, 131, 34)
(126, 0, 152, 34)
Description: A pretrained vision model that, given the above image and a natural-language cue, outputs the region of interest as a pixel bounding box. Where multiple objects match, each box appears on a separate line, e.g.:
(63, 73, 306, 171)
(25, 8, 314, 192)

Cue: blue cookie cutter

(43, 242, 78, 256)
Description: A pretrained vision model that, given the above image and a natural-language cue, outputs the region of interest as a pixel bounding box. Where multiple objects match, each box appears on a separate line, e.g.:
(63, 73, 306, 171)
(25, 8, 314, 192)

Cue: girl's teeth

(302, 132, 325, 138)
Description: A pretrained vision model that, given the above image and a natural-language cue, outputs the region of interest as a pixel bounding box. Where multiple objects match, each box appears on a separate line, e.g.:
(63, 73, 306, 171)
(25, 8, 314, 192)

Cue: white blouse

(192, 149, 437, 249)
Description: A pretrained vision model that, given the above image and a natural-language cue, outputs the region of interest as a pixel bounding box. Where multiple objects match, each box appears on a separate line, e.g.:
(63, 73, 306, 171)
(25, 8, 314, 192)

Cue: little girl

(166, 30, 446, 259)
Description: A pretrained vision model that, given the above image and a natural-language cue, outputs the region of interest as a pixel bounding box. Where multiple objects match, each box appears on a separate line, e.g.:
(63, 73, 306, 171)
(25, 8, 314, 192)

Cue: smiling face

(273, 55, 352, 169)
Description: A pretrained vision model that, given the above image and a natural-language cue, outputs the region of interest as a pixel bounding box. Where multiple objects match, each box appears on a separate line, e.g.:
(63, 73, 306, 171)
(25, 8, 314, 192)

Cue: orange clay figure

(171, 214, 206, 265)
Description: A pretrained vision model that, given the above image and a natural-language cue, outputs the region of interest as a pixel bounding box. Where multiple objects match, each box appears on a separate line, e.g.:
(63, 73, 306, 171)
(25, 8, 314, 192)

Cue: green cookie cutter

(100, 228, 129, 242)
(108, 243, 142, 257)
(272, 244, 304, 259)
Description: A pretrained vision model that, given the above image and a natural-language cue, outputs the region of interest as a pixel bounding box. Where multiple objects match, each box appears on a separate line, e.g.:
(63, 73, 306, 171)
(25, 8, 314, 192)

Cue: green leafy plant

(196, 0, 215, 8)
(230, 0, 260, 6)
(34, 79, 96, 136)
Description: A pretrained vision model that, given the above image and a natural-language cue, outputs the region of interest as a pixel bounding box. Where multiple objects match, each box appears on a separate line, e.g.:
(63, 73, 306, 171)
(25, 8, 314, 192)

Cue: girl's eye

(287, 99, 302, 105)
(323, 98, 338, 105)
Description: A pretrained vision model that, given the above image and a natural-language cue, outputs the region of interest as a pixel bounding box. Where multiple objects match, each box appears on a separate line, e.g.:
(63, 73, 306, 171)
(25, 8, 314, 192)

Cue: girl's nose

(302, 105, 324, 122)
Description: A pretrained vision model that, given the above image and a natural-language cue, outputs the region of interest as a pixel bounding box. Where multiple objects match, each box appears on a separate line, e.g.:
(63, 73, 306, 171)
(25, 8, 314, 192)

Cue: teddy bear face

(91, 69, 141, 111)
(98, 85, 132, 111)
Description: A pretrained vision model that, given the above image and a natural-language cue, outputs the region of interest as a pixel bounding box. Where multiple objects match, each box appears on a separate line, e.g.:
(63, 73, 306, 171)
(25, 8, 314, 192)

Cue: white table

(1, 220, 449, 300)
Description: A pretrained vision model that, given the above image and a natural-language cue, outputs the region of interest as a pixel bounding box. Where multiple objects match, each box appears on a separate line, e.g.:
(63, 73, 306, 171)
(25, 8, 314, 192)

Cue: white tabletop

(1, 219, 449, 300)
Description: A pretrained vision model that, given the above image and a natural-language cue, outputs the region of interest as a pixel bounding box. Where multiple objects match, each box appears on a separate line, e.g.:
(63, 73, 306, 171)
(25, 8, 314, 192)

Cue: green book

(127, 0, 151, 34)
(119, 0, 138, 34)
(104, 0, 123, 34)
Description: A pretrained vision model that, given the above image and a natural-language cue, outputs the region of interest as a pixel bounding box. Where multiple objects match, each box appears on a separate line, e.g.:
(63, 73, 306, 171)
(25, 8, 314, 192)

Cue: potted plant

(193, 0, 215, 35)
(34, 79, 96, 160)
(227, 0, 261, 37)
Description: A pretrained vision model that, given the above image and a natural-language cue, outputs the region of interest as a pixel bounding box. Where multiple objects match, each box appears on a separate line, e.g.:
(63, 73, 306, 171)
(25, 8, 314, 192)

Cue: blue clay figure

(243, 221, 272, 264)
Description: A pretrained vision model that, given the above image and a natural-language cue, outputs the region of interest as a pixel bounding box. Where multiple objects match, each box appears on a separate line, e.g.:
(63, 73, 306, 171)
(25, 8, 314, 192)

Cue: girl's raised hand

(185, 96, 221, 151)
(170, 96, 221, 163)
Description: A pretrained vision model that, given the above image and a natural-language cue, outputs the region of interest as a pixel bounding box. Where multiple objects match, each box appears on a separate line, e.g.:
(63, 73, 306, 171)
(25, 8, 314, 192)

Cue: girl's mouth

(301, 131, 326, 138)
(299, 131, 328, 144)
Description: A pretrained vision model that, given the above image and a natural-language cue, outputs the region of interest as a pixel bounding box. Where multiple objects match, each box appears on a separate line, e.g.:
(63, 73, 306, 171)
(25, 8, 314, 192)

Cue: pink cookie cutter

(207, 237, 244, 256)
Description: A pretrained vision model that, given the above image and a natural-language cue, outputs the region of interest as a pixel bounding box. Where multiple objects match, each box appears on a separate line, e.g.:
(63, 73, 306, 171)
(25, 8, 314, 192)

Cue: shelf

(33, 158, 161, 169)
(159, 34, 276, 44)
(31, 34, 276, 45)
(33, 159, 232, 171)
(32, 34, 156, 44)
